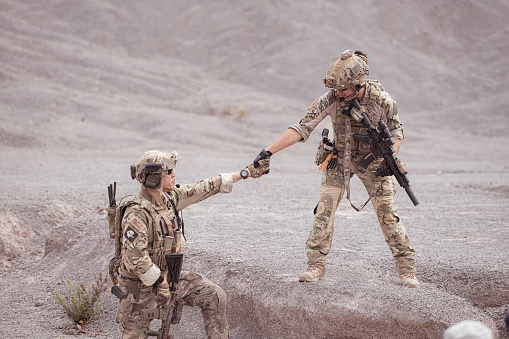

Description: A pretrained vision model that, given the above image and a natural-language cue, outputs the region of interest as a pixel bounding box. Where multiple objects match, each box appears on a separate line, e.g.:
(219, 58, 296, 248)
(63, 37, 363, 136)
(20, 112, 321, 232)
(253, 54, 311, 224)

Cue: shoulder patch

(130, 215, 147, 232)
(124, 206, 149, 233)
(124, 226, 139, 243)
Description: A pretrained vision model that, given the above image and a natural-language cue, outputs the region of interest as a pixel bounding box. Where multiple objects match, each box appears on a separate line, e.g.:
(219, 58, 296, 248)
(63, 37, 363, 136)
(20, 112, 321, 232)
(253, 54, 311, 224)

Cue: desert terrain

(0, 1, 508, 338)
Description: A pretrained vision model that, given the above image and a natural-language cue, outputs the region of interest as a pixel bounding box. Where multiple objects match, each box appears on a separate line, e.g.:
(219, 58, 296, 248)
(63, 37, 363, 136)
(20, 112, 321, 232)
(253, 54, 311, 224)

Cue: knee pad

(382, 212, 400, 224)
(376, 202, 399, 224)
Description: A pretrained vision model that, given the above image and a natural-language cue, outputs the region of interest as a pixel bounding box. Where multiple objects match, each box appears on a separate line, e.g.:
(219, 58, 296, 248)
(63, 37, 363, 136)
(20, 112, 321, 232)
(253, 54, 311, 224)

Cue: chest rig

(332, 80, 386, 155)
(327, 80, 387, 211)
(122, 193, 183, 272)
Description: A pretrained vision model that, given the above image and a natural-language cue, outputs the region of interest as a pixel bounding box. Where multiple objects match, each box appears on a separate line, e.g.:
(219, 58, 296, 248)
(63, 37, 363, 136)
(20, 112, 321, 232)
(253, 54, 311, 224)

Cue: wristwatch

(240, 169, 249, 179)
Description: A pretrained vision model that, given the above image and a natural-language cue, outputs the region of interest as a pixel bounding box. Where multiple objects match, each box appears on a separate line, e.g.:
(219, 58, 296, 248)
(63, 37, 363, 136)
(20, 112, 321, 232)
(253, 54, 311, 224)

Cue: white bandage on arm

(219, 173, 233, 193)
(139, 264, 161, 286)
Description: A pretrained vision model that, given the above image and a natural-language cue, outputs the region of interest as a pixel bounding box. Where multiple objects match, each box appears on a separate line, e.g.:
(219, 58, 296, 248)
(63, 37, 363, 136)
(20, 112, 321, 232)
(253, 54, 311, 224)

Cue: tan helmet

(323, 49, 369, 90)
(131, 150, 180, 188)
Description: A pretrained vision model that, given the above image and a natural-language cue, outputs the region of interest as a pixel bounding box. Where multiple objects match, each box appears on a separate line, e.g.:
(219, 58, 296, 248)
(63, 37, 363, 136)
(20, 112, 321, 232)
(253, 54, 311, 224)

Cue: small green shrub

(55, 273, 109, 324)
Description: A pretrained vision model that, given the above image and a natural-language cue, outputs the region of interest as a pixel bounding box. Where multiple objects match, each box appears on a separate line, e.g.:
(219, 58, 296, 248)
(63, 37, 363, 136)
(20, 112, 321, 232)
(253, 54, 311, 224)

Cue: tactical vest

(110, 193, 182, 283)
(332, 80, 387, 155)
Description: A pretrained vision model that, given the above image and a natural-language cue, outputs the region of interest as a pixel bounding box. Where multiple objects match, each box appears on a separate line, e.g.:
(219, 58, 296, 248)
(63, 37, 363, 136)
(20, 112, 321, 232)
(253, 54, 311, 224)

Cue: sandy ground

(1, 1, 508, 338)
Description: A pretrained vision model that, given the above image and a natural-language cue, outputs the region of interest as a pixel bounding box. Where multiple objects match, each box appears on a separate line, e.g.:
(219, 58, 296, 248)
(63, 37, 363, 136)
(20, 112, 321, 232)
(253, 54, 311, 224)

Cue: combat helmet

(131, 150, 180, 188)
(323, 49, 369, 91)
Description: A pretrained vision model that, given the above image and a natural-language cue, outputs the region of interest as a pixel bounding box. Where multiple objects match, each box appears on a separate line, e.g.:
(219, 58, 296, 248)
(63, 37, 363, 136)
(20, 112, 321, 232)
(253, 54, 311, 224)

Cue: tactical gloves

(254, 149, 272, 166)
(154, 282, 171, 307)
(247, 149, 272, 178)
(375, 157, 408, 177)
(247, 159, 270, 178)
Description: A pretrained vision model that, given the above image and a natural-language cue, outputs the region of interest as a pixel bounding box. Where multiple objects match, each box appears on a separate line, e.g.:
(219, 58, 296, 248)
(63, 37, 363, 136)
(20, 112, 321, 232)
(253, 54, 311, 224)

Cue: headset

(130, 162, 166, 189)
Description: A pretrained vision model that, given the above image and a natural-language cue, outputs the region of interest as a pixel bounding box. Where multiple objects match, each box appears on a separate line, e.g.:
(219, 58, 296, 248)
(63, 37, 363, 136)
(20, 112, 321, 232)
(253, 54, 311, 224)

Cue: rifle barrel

(405, 187, 420, 206)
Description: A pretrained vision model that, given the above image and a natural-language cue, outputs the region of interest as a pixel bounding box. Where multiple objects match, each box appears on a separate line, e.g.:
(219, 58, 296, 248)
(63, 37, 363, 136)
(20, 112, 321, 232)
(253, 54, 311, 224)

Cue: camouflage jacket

(290, 80, 404, 155)
(118, 173, 234, 286)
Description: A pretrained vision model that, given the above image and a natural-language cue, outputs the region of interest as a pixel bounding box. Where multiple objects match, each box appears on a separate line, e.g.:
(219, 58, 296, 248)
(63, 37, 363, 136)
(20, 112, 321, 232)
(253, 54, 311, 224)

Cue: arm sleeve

(381, 92, 404, 140)
(121, 207, 160, 286)
(289, 91, 334, 143)
(172, 173, 233, 210)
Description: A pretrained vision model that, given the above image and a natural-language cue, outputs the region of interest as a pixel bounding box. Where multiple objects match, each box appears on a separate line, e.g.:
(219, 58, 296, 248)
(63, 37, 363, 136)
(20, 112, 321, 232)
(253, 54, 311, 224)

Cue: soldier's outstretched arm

(265, 128, 303, 154)
(247, 128, 302, 178)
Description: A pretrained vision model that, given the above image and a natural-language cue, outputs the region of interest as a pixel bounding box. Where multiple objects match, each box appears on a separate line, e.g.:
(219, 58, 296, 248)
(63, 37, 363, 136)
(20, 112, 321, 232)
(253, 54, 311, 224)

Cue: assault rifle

(349, 99, 419, 206)
(144, 253, 184, 339)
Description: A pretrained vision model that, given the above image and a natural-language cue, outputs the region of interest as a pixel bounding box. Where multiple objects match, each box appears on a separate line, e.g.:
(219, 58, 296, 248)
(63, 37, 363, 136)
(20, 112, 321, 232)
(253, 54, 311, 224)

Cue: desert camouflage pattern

(323, 49, 370, 90)
(117, 271, 228, 339)
(177, 271, 228, 339)
(306, 155, 415, 273)
(118, 194, 176, 278)
(291, 80, 415, 274)
(134, 150, 180, 183)
(116, 173, 233, 338)
(291, 80, 403, 149)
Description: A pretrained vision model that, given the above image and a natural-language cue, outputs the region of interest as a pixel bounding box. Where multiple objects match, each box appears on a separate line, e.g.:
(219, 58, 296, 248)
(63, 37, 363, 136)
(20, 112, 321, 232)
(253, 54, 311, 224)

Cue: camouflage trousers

(117, 271, 229, 339)
(306, 154, 415, 273)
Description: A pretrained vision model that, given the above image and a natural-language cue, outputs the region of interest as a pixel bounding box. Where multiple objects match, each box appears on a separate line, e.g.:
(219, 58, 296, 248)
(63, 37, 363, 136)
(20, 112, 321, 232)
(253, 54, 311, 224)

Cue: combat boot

(399, 272, 419, 288)
(298, 265, 326, 282)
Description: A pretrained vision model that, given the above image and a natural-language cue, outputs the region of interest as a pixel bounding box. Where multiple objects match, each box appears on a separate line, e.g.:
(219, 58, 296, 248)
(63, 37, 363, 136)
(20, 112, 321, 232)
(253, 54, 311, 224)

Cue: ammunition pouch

(141, 297, 182, 324)
(329, 140, 370, 157)
(142, 306, 170, 322)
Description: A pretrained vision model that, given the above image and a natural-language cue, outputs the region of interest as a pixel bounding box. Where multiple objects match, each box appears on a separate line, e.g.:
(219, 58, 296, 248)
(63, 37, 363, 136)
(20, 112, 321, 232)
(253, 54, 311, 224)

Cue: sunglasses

(336, 87, 352, 92)
(166, 169, 173, 175)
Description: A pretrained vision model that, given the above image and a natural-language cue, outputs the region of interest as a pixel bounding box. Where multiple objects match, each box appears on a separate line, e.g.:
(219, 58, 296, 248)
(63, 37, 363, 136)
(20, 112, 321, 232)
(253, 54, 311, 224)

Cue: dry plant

(54, 272, 109, 326)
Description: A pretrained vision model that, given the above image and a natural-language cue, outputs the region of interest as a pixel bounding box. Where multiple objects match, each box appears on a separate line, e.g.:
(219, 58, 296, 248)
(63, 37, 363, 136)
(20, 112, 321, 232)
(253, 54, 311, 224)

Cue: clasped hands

(246, 149, 272, 179)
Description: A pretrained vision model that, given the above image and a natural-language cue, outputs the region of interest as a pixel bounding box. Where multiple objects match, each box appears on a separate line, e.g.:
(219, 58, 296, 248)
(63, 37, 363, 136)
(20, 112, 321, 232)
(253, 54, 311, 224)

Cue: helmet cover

(134, 150, 180, 184)
(323, 49, 370, 90)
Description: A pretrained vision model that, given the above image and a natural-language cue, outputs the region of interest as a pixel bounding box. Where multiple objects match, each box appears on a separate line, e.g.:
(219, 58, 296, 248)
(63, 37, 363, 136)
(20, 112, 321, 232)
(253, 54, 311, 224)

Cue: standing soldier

(249, 49, 419, 288)
(114, 150, 269, 338)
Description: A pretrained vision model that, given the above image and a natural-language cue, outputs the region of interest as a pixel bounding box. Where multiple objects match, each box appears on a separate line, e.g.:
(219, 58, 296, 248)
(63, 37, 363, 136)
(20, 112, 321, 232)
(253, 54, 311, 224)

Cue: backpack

(106, 183, 150, 286)
(106, 183, 184, 285)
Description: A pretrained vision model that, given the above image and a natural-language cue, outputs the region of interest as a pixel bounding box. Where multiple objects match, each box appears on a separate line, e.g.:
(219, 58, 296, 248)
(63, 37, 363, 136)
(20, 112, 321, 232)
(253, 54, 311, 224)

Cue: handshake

(246, 149, 272, 178)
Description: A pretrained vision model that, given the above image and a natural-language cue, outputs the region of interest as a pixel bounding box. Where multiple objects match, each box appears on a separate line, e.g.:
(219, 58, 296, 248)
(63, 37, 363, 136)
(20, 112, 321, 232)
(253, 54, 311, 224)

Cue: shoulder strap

(166, 194, 185, 240)
(366, 80, 384, 101)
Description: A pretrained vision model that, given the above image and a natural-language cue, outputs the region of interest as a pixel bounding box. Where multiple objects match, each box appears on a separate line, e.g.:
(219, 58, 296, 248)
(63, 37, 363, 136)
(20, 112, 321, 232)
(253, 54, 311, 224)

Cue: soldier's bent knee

(216, 288, 227, 312)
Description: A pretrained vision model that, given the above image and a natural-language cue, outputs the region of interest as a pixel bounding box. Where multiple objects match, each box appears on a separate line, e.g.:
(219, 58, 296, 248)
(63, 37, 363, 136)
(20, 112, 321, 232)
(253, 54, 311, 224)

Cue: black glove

(375, 161, 391, 177)
(253, 149, 272, 169)
(375, 157, 407, 177)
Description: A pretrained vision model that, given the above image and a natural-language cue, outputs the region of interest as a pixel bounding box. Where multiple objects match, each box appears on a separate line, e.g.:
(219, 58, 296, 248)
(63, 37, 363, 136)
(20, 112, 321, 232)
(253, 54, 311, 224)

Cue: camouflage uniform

(116, 174, 233, 339)
(290, 80, 415, 275)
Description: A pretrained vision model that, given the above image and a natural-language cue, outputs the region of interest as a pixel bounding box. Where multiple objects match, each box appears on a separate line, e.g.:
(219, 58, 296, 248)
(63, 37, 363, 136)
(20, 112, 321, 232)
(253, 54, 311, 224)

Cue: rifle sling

(344, 104, 371, 212)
